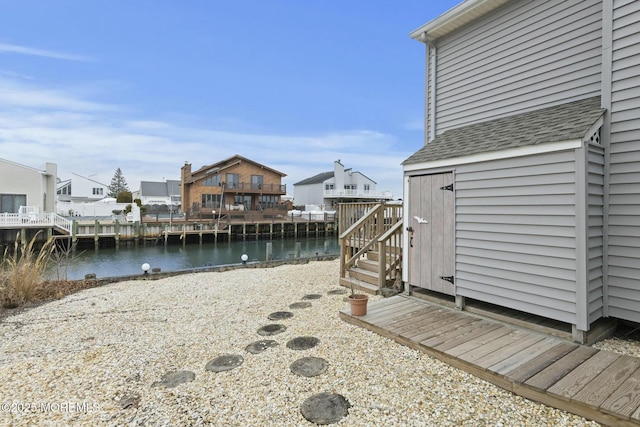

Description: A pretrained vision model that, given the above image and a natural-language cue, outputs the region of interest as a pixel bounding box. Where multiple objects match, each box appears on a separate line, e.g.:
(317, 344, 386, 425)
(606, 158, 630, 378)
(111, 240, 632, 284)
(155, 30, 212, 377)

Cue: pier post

(242, 223, 246, 240)
(72, 220, 78, 252)
(266, 241, 272, 261)
(94, 220, 99, 250)
(182, 224, 186, 247)
(141, 223, 146, 246)
(114, 219, 120, 249)
(133, 221, 140, 246)
(164, 224, 168, 246)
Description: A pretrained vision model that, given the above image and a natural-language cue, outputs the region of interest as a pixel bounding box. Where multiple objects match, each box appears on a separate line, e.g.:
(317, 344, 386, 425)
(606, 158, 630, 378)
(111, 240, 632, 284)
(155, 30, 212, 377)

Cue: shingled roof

(403, 96, 605, 165)
(294, 171, 334, 186)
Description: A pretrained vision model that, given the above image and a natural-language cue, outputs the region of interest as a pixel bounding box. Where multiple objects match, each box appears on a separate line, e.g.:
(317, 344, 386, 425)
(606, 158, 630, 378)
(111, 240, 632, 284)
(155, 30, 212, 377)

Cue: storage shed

(402, 0, 640, 342)
(403, 97, 605, 341)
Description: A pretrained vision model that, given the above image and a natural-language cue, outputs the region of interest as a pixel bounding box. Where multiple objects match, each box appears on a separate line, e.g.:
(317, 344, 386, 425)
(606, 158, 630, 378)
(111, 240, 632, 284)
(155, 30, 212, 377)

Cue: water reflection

(48, 237, 339, 280)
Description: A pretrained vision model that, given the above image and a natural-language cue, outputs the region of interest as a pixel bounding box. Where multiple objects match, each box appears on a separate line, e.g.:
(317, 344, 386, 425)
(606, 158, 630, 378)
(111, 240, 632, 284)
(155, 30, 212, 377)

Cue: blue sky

(0, 1, 460, 200)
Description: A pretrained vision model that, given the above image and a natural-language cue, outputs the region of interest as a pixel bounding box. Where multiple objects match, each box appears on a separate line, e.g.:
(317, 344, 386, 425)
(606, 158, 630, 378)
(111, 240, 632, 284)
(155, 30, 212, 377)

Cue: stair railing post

(378, 238, 386, 291)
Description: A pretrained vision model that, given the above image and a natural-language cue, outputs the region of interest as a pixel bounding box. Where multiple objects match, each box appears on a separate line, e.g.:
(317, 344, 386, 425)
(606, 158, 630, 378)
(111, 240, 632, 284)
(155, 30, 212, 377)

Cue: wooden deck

(340, 295, 640, 426)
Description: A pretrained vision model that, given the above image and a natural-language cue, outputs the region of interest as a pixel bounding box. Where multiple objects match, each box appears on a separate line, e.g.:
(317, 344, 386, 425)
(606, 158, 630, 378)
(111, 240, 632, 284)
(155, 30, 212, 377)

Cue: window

(93, 188, 103, 195)
(57, 183, 71, 195)
(202, 174, 221, 186)
(251, 175, 263, 190)
(325, 184, 334, 190)
(344, 184, 357, 190)
(201, 194, 222, 208)
(364, 184, 370, 192)
(0, 194, 27, 213)
(226, 173, 239, 189)
(234, 195, 252, 208)
(258, 195, 278, 208)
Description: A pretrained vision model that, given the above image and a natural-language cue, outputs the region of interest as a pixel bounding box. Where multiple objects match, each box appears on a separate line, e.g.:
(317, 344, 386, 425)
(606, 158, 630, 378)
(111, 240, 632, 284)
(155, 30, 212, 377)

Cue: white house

(293, 160, 393, 208)
(133, 180, 181, 210)
(0, 158, 57, 214)
(57, 173, 109, 203)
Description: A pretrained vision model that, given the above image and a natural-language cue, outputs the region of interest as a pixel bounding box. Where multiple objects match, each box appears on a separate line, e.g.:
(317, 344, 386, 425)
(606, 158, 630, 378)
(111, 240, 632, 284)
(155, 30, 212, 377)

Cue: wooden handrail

(338, 204, 384, 240)
(377, 220, 403, 290)
(339, 202, 403, 285)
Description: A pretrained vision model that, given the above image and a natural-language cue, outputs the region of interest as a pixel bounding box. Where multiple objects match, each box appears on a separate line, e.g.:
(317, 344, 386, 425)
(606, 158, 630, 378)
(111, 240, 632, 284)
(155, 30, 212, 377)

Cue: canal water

(47, 237, 339, 281)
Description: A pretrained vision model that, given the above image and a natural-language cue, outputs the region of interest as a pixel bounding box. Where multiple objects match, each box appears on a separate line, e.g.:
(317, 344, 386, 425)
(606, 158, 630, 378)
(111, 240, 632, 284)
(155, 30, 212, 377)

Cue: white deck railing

(0, 212, 72, 234)
(323, 189, 393, 199)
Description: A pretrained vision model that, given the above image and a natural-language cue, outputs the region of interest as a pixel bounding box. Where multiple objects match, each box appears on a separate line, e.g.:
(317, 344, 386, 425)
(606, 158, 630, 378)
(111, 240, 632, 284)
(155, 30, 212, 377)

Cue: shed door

(408, 173, 455, 295)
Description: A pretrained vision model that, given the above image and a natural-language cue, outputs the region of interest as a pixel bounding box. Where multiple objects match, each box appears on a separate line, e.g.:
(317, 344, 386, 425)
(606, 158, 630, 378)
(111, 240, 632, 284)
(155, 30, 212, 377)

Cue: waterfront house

(180, 155, 287, 215)
(0, 157, 57, 214)
(402, 0, 640, 342)
(294, 160, 393, 209)
(133, 180, 181, 212)
(57, 172, 109, 204)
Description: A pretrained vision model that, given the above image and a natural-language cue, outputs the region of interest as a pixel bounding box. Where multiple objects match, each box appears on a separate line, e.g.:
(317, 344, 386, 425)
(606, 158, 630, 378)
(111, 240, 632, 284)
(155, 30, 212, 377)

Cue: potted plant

(348, 261, 369, 316)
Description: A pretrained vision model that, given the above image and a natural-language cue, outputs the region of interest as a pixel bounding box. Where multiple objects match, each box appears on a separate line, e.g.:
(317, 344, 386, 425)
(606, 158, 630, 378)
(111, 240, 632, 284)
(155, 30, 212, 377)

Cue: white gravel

(0, 259, 612, 426)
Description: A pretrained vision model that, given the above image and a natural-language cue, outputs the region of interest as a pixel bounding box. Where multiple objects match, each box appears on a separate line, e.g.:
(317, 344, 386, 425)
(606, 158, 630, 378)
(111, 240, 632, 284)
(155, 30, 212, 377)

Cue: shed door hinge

(440, 183, 454, 191)
(439, 276, 454, 284)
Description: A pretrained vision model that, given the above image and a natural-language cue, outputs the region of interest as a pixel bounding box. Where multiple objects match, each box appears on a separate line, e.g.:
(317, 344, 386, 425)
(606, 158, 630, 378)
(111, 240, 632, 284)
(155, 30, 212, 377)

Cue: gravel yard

(1, 259, 633, 426)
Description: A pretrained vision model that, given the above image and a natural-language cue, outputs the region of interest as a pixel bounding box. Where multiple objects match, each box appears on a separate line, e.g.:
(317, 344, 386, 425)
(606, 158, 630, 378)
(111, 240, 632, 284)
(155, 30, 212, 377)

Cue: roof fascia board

(403, 139, 583, 172)
(410, 0, 508, 43)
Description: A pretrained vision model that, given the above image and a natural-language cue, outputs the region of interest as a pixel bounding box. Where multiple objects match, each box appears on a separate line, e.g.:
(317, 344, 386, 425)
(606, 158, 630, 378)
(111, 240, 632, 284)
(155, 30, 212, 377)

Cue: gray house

(134, 180, 182, 211)
(403, 0, 640, 342)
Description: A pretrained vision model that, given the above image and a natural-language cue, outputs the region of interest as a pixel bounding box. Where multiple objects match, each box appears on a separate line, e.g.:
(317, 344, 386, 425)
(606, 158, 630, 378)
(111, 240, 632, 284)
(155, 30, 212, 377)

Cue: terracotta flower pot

(348, 294, 369, 316)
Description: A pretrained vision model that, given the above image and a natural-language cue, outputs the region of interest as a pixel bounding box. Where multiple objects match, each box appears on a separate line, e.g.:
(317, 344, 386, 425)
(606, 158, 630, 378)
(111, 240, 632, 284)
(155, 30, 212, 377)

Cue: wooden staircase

(340, 250, 399, 294)
(339, 203, 403, 295)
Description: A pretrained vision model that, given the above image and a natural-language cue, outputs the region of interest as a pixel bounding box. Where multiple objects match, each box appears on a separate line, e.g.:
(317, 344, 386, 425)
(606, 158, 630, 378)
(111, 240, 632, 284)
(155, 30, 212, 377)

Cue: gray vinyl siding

(587, 145, 605, 324)
(606, 0, 640, 323)
(455, 150, 582, 325)
(433, 0, 602, 134)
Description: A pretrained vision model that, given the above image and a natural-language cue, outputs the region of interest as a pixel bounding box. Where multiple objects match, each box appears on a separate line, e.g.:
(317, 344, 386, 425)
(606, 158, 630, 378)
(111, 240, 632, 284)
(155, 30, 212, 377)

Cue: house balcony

(224, 182, 286, 194)
(323, 189, 393, 200)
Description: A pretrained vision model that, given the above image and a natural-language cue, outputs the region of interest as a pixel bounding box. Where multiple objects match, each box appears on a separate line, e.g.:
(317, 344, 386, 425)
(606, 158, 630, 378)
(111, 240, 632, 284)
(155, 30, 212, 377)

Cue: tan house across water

(180, 155, 287, 216)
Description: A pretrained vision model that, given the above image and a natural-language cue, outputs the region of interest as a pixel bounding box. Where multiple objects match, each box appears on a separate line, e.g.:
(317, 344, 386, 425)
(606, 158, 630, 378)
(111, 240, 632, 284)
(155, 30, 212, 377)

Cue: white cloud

(0, 42, 91, 62)
(0, 77, 406, 199)
(0, 79, 115, 112)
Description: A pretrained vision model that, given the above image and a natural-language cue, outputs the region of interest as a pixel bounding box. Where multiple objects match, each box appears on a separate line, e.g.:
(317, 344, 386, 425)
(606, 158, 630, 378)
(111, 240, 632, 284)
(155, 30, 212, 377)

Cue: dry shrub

(0, 232, 53, 308)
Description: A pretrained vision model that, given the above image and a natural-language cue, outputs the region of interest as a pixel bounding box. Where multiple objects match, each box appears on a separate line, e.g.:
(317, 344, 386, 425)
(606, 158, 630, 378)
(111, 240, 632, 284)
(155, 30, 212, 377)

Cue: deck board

(525, 346, 599, 391)
(339, 295, 640, 426)
(547, 351, 621, 399)
(506, 341, 579, 383)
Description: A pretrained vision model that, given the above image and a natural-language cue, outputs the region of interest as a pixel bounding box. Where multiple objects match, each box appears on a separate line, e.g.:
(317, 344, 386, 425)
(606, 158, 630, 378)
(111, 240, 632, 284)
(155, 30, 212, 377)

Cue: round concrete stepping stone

(245, 339, 279, 354)
(151, 370, 195, 388)
(290, 356, 328, 377)
(289, 302, 312, 309)
(286, 336, 320, 350)
(300, 392, 350, 425)
(302, 293, 322, 300)
(257, 324, 287, 336)
(268, 311, 293, 320)
(327, 288, 348, 295)
(205, 354, 244, 372)
(117, 393, 141, 409)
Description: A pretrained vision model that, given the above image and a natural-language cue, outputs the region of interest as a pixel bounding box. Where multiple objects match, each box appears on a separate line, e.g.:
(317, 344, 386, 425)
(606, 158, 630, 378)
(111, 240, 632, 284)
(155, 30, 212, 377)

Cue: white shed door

(408, 173, 455, 295)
